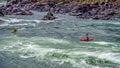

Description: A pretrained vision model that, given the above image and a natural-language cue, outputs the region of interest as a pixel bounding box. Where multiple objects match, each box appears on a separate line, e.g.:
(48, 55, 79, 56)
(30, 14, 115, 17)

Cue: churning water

(0, 2, 120, 68)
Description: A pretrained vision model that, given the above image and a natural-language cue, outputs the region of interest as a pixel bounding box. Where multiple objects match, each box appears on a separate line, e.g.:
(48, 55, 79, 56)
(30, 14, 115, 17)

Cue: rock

(6, 4, 12, 8)
(93, 2, 99, 5)
(11, 7, 20, 13)
(78, 4, 91, 13)
(69, 6, 79, 14)
(92, 15, 99, 19)
(88, 8, 98, 15)
(13, 10, 33, 15)
(69, 12, 83, 16)
(7, 0, 18, 4)
(21, 1, 29, 4)
(2, 4, 33, 15)
(0, 11, 4, 16)
(42, 11, 56, 20)
(114, 13, 120, 18)
(13, 12, 23, 15)
(92, 15, 111, 20)
(0, 1, 119, 20)
(100, 2, 105, 5)
(106, 10, 116, 16)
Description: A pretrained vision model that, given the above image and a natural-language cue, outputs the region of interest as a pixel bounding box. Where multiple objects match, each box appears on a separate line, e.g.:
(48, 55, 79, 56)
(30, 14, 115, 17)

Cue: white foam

(30, 37, 70, 45)
(68, 51, 120, 64)
(112, 22, 120, 25)
(0, 18, 10, 23)
(41, 18, 61, 23)
(33, 20, 40, 23)
(8, 23, 36, 27)
(20, 55, 33, 58)
(92, 41, 114, 45)
(10, 18, 22, 23)
(0, 18, 60, 27)
(19, 43, 59, 59)
(1, 36, 119, 67)
(8, 18, 54, 24)
(98, 53, 120, 63)
(42, 20, 55, 23)
(45, 38, 70, 44)
(0, 23, 9, 27)
(69, 51, 96, 56)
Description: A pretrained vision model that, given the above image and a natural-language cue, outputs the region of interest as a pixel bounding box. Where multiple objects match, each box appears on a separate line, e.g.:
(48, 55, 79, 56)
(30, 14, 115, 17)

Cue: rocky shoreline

(0, 1, 120, 20)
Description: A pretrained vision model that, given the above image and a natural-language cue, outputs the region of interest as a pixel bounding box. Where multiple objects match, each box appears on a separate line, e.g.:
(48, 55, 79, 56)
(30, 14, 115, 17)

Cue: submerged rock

(42, 11, 56, 20)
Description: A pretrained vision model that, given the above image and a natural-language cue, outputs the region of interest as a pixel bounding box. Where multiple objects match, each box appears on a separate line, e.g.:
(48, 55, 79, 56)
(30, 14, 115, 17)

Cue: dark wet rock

(0, 11, 4, 16)
(92, 15, 111, 20)
(93, 2, 99, 5)
(13, 9, 33, 15)
(88, 8, 99, 15)
(11, 7, 20, 13)
(114, 13, 120, 18)
(6, 4, 12, 8)
(42, 11, 56, 20)
(21, 1, 30, 4)
(92, 15, 99, 20)
(69, 12, 83, 16)
(106, 10, 116, 16)
(100, 2, 105, 5)
(78, 4, 89, 13)
(29, 3, 49, 12)
(7, 0, 18, 4)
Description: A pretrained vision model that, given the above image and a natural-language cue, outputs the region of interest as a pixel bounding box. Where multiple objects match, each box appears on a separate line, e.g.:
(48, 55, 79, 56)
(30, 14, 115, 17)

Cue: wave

(0, 18, 61, 28)
(0, 37, 120, 68)
(0, 17, 60, 23)
(90, 41, 114, 45)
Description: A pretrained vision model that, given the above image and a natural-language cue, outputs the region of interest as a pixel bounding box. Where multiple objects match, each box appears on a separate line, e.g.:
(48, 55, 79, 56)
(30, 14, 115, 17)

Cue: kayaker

(80, 33, 93, 42)
(11, 28, 17, 34)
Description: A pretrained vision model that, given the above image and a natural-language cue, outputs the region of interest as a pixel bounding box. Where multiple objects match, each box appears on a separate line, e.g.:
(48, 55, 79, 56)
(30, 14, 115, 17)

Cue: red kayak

(80, 38, 93, 42)
(80, 33, 93, 42)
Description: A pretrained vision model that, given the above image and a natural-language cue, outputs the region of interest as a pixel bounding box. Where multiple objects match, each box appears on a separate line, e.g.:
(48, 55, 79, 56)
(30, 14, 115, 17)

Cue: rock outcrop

(1, 1, 33, 15)
(42, 11, 56, 20)
(0, 1, 120, 20)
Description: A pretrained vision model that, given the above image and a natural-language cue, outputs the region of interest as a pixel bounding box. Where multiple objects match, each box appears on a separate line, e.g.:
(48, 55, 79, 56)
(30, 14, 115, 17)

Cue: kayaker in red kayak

(80, 33, 93, 42)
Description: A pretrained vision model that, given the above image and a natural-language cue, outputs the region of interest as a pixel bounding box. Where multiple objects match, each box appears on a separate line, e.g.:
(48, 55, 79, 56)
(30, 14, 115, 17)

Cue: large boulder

(42, 11, 56, 20)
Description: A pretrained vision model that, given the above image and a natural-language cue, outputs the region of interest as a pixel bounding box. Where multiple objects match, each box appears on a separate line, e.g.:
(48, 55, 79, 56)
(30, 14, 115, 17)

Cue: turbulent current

(0, 2, 120, 68)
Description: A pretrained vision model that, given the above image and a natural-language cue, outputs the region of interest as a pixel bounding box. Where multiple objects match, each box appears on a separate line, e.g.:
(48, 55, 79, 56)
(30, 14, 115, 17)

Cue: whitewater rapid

(0, 11, 120, 68)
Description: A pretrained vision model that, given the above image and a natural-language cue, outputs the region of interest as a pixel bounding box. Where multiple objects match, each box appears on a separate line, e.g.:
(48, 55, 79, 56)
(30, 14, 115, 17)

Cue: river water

(0, 1, 120, 68)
